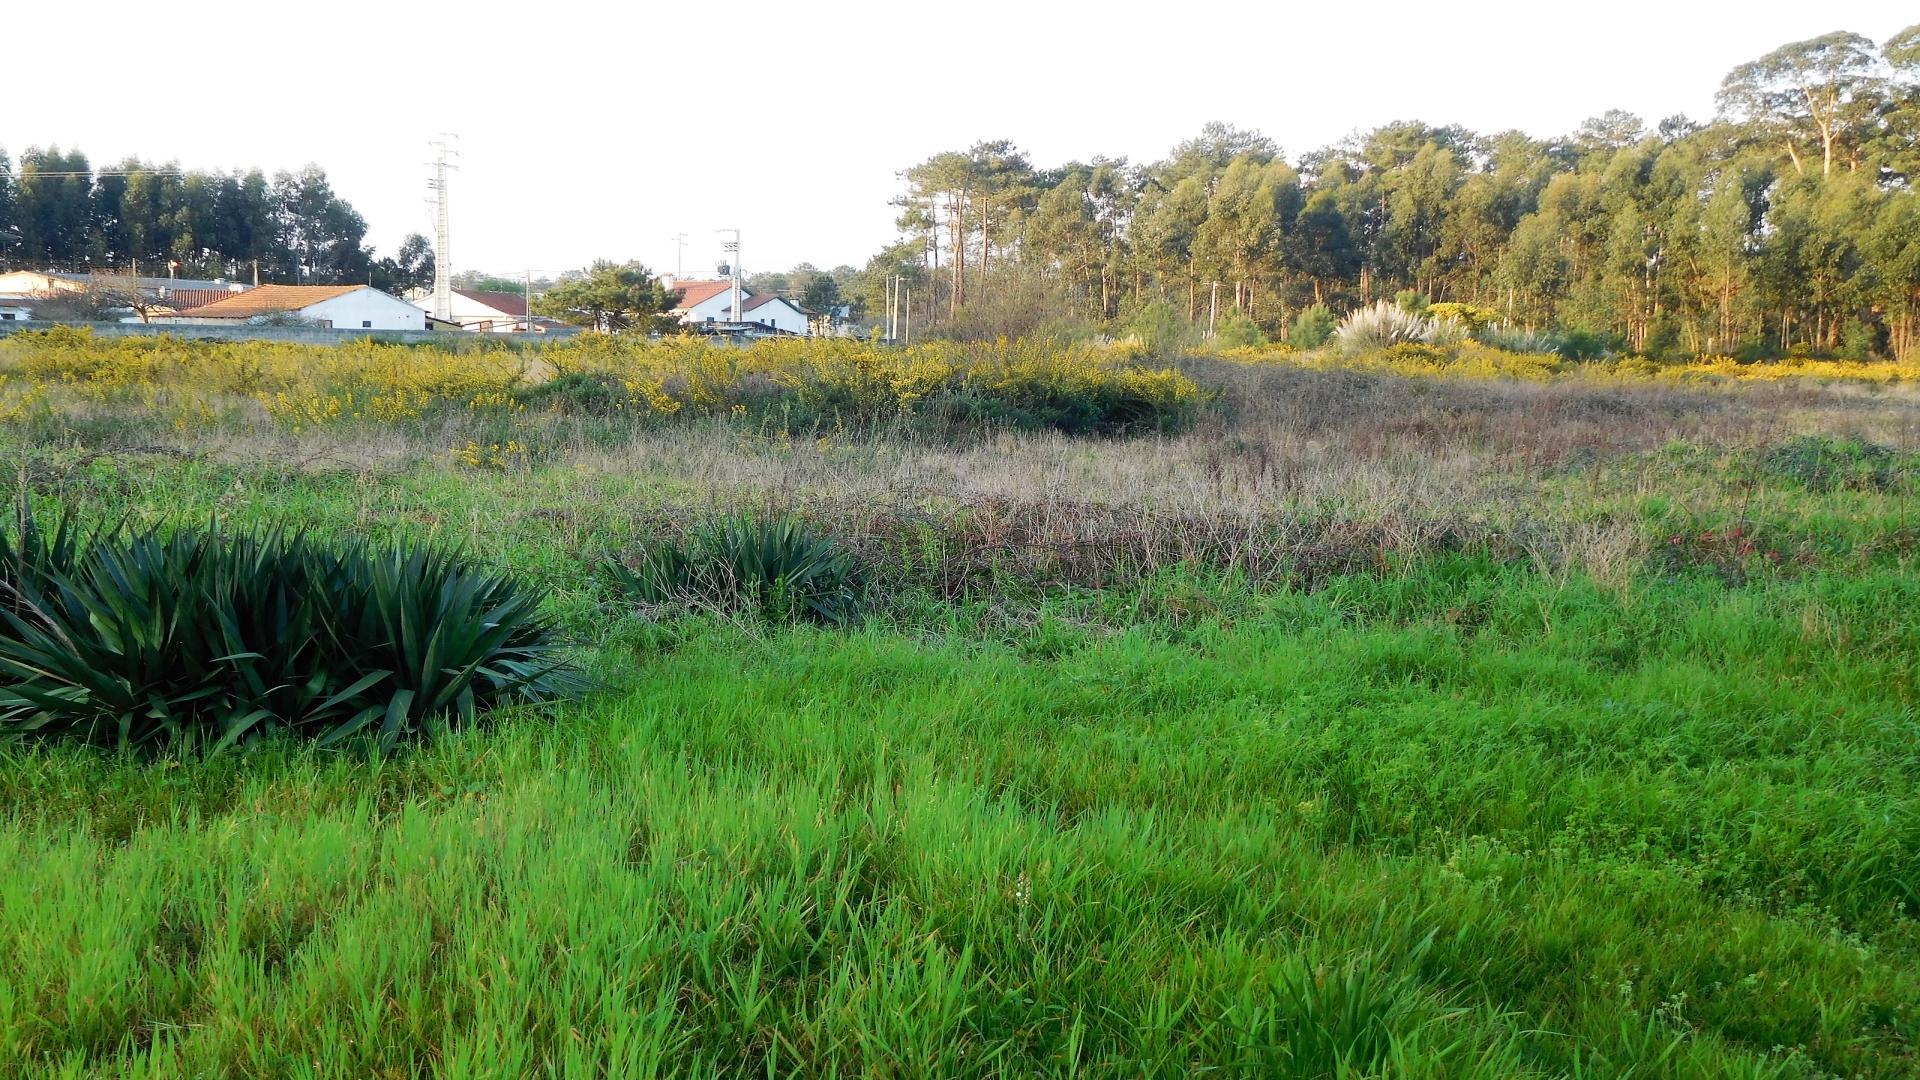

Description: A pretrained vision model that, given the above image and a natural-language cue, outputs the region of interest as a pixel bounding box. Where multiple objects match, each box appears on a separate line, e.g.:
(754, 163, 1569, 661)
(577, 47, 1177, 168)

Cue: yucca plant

(0, 517, 575, 754)
(608, 513, 862, 624)
(0, 506, 83, 609)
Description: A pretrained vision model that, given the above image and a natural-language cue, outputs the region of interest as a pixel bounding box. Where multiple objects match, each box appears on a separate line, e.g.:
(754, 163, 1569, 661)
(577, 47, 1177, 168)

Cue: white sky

(9, 1, 1914, 279)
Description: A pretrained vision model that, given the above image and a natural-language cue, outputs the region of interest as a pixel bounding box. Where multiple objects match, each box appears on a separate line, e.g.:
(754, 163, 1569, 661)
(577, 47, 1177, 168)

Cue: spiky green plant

(1476, 324, 1567, 355)
(0, 519, 574, 754)
(608, 514, 862, 624)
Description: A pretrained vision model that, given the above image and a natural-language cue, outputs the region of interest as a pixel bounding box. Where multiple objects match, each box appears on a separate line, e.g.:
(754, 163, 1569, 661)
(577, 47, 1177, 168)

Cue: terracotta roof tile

(453, 288, 530, 317)
(171, 284, 364, 318)
(670, 279, 736, 311)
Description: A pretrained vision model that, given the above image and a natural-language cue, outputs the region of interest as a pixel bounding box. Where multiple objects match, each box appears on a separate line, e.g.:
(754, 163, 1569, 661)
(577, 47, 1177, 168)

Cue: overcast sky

(9, 1, 1914, 280)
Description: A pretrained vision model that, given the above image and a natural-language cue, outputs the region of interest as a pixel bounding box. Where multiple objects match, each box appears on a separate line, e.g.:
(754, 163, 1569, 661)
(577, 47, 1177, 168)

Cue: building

(158, 285, 428, 330)
(0, 296, 35, 322)
(408, 288, 573, 333)
(667, 278, 740, 324)
(665, 277, 812, 335)
(0, 270, 252, 321)
(735, 293, 811, 335)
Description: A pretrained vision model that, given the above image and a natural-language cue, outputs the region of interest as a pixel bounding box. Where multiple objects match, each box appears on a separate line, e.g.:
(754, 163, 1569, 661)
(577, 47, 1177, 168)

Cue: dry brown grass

(16, 362, 1918, 594)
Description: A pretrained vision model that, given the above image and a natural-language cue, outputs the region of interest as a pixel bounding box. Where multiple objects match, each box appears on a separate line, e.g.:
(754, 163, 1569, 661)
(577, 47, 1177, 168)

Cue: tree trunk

(949, 190, 967, 319)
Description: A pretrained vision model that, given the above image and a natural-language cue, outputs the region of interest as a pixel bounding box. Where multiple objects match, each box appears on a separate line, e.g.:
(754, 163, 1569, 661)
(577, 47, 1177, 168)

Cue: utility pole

(427, 135, 459, 323)
(669, 233, 688, 281)
(717, 228, 741, 323)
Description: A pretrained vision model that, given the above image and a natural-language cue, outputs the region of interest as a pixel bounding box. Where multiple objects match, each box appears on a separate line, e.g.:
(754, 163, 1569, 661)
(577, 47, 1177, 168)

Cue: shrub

(1332, 301, 1444, 354)
(1210, 308, 1266, 349)
(515, 370, 626, 415)
(1759, 436, 1910, 493)
(1477, 324, 1565, 355)
(0, 517, 573, 754)
(1289, 304, 1337, 349)
(1120, 300, 1200, 360)
(1425, 302, 1496, 331)
(1558, 328, 1619, 361)
(609, 514, 862, 624)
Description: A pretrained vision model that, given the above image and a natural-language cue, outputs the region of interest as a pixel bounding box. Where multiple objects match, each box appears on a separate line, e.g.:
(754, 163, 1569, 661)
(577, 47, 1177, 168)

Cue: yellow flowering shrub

(452, 440, 528, 470)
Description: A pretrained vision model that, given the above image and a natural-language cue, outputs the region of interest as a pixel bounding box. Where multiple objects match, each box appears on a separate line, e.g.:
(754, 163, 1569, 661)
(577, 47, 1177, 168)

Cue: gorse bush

(0, 327, 1200, 438)
(0, 515, 574, 754)
(609, 514, 862, 624)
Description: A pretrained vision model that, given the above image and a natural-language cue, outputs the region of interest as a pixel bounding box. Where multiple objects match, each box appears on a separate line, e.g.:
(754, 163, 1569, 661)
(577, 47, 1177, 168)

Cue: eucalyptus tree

(1718, 31, 1885, 176)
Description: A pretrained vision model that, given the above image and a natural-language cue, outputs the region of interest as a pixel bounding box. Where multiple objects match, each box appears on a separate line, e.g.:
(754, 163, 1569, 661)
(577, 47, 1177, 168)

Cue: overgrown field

(1, 332, 1918, 1077)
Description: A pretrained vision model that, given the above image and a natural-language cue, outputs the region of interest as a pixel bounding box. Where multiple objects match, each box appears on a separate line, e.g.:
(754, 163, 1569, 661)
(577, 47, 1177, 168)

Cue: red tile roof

(740, 294, 817, 317)
(453, 288, 529, 317)
(670, 279, 735, 311)
(170, 284, 364, 318)
(153, 288, 236, 313)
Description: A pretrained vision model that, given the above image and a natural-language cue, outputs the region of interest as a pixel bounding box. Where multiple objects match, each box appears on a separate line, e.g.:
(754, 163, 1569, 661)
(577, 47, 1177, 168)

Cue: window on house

(362, 320, 373, 328)
(1, 314, 15, 321)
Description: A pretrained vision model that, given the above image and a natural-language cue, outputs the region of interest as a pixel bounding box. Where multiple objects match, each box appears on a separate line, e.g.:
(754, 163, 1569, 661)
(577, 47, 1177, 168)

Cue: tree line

(0, 150, 433, 294)
(872, 26, 1920, 359)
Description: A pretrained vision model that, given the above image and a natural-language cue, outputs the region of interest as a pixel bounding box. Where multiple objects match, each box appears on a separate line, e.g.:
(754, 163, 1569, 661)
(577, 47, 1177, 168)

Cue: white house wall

(305, 289, 429, 330)
(679, 291, 737, 323)
(750, 301, 809, 335)
(410, 295, 523, 331)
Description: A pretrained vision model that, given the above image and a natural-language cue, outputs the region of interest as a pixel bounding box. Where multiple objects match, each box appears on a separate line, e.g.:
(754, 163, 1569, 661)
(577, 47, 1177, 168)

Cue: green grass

(0, 563, 1915, 1077)
(2, 369, 1918, 1077)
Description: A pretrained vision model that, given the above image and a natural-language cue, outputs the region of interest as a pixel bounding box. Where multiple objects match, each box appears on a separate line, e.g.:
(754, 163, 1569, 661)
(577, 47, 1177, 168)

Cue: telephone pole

(426, 135, 459, 323)
(668, 233, 688, 281)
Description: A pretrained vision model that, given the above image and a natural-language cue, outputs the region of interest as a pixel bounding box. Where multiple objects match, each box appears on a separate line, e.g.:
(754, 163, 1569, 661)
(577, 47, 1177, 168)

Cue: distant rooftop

(170, 284, 365, 319)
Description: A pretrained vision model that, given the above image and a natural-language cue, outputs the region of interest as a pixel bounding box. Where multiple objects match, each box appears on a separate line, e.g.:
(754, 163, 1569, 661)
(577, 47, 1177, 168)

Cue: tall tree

(534, 260, 680, 332)
(0, 149, 17, 265)
(1718, 32, 1885, 176)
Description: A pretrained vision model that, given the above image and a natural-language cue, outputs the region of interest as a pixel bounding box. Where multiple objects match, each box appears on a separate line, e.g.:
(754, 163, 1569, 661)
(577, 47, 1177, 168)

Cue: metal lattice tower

(427, 135, 459, 321)
(718, 228, 741, 323)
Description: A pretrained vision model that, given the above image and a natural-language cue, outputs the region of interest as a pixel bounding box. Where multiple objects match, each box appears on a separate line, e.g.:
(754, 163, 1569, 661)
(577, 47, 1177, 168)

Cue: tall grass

(0, 564, 1915, 1076)
(0, 336, 1917, 1076)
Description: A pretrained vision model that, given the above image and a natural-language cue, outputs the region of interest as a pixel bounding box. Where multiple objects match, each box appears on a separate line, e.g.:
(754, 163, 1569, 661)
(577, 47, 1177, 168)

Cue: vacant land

(1, 333, 1917, 1077)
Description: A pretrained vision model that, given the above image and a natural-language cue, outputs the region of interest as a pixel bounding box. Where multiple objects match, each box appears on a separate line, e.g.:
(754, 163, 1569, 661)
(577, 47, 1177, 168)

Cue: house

(668, 278, 741, 324)
(665, 277, 812, 335)
(409, 288, 572, 333)
(0, 270, 251, 321)
(158, 285, 427, 330)
(735, 293, 811, 335)
(0, 295, 36, 322)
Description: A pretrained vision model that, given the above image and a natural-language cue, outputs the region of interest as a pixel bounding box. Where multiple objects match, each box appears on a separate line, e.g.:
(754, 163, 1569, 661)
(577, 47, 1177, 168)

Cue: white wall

(749, 299, 809, 335)
(410, 293, 523, 332)
(304, 288, 428, 330)
(0, 272, 77, 295)
(680, 290, 736, 323)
